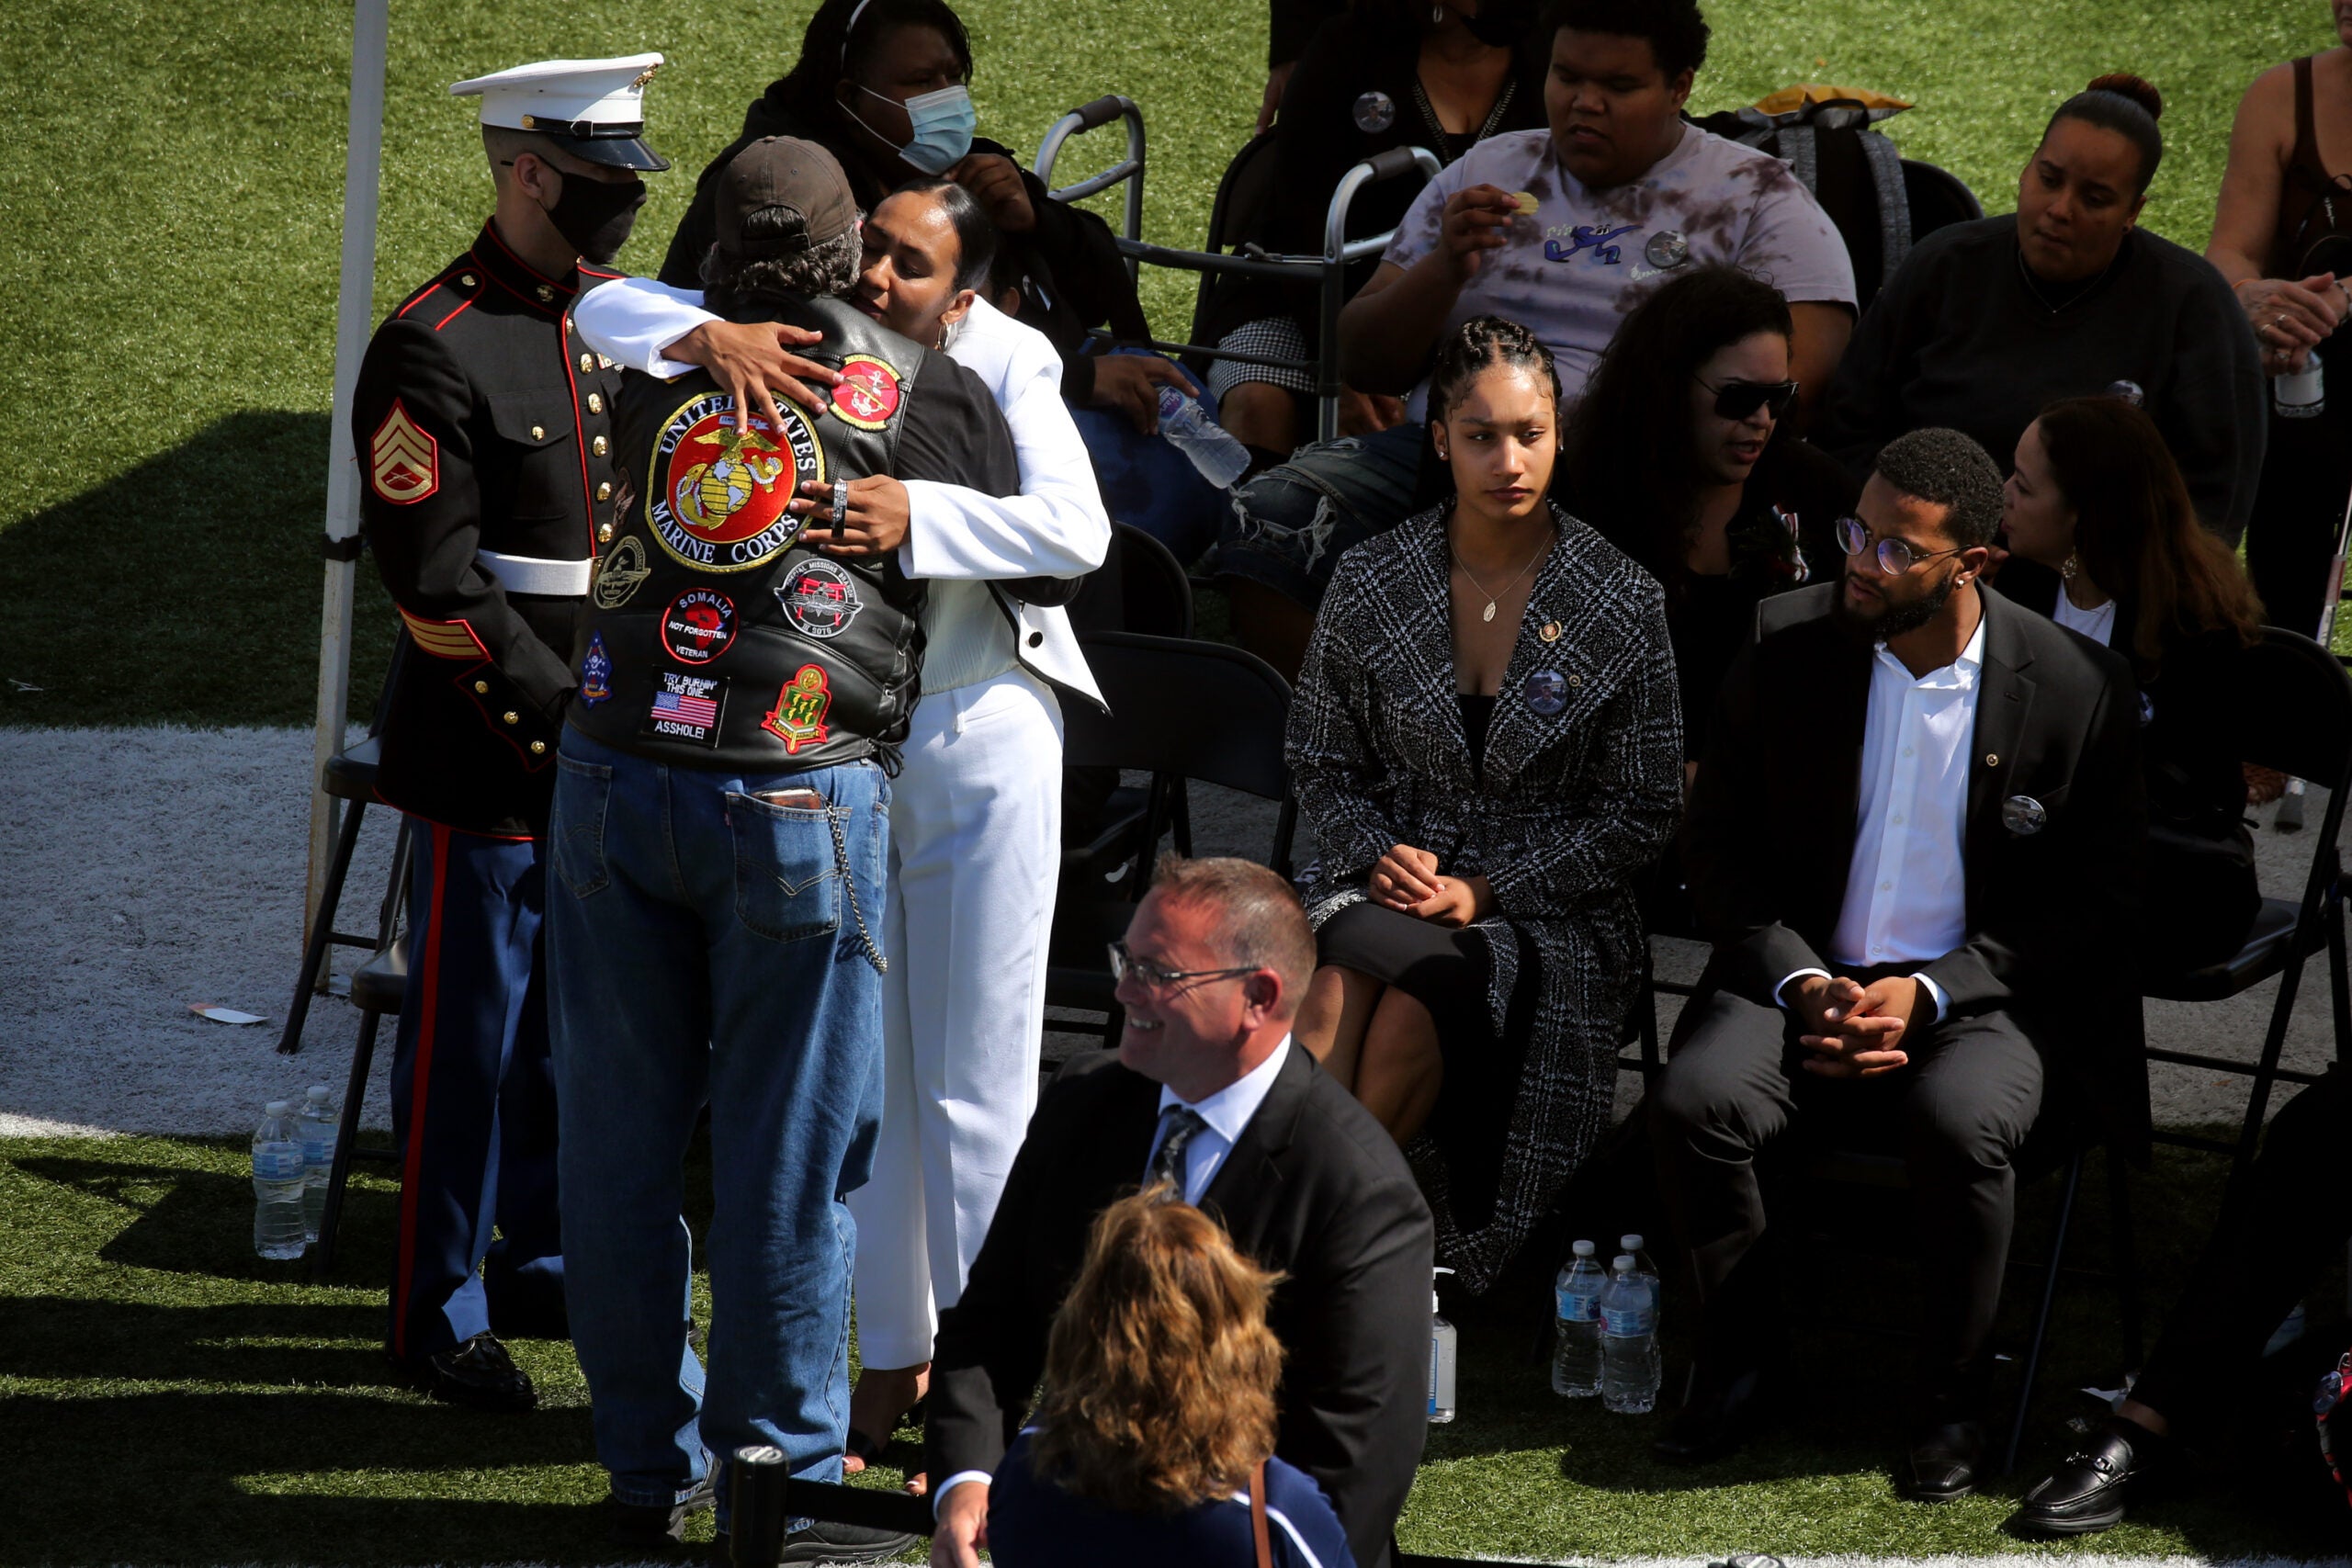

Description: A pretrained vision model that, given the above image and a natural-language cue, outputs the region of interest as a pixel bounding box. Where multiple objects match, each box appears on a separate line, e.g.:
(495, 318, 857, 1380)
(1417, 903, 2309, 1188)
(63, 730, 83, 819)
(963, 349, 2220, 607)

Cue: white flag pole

(303, 0, 390, 957)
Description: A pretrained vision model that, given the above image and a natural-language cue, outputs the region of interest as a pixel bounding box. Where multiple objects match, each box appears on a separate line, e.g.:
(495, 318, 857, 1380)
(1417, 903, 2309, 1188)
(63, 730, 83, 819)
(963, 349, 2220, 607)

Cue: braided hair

(1426, 315, 1562, 427)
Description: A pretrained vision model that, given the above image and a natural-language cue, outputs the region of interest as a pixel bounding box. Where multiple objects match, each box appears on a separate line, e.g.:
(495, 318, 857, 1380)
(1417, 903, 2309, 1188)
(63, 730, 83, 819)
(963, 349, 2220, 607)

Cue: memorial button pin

(1352, 90, 1396, 133)
(2001, 795, 2047, 836)
(1644, 230, 1690, 269)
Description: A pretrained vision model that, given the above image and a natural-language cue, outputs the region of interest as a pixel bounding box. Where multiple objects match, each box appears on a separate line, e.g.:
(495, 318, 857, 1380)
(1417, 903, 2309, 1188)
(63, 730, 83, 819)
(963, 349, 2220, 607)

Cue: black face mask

(1462, 0, 1536, 48)
(548, 171, 648, 264)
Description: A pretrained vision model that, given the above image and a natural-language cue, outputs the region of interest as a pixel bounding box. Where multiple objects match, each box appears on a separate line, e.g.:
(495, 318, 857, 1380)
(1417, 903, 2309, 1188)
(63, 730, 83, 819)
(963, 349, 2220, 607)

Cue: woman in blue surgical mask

(655, 0, 1179, 484)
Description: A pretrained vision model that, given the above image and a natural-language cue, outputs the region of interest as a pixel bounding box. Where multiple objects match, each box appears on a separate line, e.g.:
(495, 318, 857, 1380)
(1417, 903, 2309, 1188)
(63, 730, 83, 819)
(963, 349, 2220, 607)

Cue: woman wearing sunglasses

(1560, 265, 1858, 770)
(1284, 316, 1682, 1293)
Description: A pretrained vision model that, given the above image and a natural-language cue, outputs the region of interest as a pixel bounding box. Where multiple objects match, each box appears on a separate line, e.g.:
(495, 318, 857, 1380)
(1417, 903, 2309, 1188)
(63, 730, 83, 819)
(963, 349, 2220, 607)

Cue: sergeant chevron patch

(397, 607, 489, 662)
(370, 401, 439, 504)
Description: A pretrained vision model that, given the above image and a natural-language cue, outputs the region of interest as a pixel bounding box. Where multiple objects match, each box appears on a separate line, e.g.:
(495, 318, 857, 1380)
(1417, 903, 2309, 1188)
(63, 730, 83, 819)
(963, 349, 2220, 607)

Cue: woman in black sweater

(1817, 74, 2265, 544)
(1204, 0, 1549, 460)
(1558, 265, 1858, 771)
(1998, 394, 2267, 972)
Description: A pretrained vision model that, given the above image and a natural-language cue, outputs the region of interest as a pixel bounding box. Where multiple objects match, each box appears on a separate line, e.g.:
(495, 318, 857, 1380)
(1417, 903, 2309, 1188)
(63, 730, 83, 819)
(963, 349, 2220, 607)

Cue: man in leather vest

(351, 53, 668, 1413)
(545, 136, 1018, 1558)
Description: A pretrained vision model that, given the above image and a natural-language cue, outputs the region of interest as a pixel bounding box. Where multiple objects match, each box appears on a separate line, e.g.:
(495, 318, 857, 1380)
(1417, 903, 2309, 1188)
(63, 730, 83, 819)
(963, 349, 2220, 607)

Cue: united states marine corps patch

(761, 663, 833, 754)
(828, 355, 902, 431)
(646, 391, 823, 571)
(370, 401, 438, 504)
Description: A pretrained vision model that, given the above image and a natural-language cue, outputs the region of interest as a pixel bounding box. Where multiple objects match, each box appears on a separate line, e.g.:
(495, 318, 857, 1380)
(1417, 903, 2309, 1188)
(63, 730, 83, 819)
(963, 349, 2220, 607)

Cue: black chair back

(2223, 626, 2352, 795)
(1067, 631, 1291, 808)
(1900, 158, 1984, 243)
(1187, 130, 1283, 362)
(1112, 523, 1195, 638)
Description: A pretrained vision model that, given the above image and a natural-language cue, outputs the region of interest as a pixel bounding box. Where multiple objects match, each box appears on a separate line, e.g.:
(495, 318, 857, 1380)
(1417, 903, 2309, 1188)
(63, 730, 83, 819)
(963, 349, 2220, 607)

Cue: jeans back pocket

(728, 791, 843, 943)
(552, 755, 613, 898)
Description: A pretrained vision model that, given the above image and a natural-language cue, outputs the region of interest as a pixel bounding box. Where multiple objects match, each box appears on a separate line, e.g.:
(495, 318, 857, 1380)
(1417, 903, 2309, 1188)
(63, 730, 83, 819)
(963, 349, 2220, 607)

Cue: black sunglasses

(1696, 377, 1800, 422)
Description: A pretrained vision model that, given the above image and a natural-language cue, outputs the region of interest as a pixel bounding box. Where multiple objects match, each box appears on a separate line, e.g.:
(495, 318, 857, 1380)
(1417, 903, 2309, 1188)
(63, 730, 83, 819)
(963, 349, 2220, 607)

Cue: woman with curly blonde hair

(981, 1190, 1355, 1566)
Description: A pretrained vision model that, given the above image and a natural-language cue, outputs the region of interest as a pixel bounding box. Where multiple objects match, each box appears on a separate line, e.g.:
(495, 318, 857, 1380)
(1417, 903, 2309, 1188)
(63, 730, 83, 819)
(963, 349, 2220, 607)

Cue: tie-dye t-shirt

(1383, 124, 1856, 420)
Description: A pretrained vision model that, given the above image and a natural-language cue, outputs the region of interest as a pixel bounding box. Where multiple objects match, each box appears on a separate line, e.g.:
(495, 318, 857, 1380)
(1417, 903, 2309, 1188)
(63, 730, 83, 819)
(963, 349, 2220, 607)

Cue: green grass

(5, 1127, 2346, 1563)
(0, 0, 2337, 727)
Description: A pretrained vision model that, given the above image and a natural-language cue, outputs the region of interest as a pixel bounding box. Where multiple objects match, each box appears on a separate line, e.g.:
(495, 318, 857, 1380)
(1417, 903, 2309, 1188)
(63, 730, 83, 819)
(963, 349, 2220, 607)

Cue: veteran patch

(761, 664, 833, 755)
(593, 535, 653, 609)
(661, 589, 738, 666)
(646, 391, 822, 571)
(579, 632, 613, 706)
(829, 354, 903, 431)
(641, 670, 728, 748)
(370, 401, 438, 504)
(776, 559, 863, 640)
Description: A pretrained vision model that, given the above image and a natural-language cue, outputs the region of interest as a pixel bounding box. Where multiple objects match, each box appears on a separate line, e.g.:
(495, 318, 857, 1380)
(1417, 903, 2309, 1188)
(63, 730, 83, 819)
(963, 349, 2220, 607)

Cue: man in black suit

(1651, 427, 2146, 1500)
(926, 855, 1435, 1568)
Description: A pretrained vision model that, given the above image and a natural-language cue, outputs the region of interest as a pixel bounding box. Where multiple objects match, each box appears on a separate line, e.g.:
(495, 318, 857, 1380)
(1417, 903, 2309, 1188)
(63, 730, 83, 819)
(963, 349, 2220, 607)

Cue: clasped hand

(1370, 843, 1492, 929)
(1790, 974, 1921, 1078)
(790, 476, 912, 556)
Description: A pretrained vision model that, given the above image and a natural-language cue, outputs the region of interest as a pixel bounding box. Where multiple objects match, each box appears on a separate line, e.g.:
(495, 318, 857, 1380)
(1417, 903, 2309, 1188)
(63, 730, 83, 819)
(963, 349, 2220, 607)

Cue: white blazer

(571, 281, 1110, 709)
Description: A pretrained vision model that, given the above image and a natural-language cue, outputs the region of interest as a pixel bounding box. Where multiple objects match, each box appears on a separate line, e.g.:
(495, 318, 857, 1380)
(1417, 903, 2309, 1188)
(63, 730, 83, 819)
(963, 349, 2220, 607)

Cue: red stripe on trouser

(390, 823, 451, 1358)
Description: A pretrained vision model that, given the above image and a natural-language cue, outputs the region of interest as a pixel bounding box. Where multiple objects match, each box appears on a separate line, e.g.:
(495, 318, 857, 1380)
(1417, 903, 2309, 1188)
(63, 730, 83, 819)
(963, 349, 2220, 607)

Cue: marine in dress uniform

(351, 53, 669, 1411)
(544, 136, 1017, 1555)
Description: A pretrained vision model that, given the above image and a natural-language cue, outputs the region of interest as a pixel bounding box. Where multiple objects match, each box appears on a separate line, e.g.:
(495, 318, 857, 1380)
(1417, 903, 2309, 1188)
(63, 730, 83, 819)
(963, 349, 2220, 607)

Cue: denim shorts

(1213, 420, 1430, 610)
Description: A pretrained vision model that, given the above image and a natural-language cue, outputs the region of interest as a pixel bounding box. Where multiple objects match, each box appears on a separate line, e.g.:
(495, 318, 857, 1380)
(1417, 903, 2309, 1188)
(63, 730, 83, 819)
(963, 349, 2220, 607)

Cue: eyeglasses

(1835, 514, 1967, 575)
(1107, 941, 1259, 993)
(1696, 377, 1800, 422)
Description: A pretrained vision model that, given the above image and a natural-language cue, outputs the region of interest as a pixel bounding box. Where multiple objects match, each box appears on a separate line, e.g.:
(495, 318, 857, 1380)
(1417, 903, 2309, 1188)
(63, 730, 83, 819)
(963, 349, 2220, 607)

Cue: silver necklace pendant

(1482, 601, 1498, 623)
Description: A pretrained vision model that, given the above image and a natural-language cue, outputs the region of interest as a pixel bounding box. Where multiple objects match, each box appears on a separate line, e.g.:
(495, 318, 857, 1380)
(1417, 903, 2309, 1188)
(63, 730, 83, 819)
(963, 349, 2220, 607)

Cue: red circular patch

(830, 355, 903, 430)
(664, 404, 802, 547)
(661, 589, 738, 665)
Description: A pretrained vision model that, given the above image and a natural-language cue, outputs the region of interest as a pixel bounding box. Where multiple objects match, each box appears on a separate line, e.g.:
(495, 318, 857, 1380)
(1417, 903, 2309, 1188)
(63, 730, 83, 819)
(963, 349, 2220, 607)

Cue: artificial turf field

(4, 0, 2351, 1560)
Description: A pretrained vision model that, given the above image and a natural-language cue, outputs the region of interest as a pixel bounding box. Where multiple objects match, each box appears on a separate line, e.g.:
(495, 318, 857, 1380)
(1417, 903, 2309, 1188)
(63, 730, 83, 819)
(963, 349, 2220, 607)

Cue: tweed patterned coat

(1285, 503, 1683, 1292)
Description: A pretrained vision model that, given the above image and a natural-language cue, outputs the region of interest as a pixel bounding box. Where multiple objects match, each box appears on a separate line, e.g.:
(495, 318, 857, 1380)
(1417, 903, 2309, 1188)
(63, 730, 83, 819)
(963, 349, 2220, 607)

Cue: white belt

(478, 550, 594, 597)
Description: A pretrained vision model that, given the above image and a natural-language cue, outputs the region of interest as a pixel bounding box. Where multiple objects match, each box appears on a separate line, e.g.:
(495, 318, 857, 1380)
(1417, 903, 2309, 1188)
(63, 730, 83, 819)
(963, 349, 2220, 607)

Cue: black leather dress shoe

(612, 1473, 716, 1549)
(1905, 1418, 1984, 1503)
(2014, 1419, 2159, 1535)
(1652, 1363, 1771, 1464)
(391, 1331, 536, 1413)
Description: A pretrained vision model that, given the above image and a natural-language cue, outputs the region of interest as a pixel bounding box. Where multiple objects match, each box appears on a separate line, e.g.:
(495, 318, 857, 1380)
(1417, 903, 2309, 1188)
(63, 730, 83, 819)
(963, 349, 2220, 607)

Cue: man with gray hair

(1648, 426, 2146, 1501)
(926, 855, 1436, 1568)
(546, 134, 1017, 1557)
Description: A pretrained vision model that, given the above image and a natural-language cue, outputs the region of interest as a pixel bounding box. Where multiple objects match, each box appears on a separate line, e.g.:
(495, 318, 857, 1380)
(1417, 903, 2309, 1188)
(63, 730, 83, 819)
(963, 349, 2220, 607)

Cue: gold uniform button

(530, 740, 548, 756)
(1985, 752, 2000, 767)
(580, 352, 594, 373)
(530, 424, 545, 440)
(536, 284, 554, 302)
(597, 524, 615, 544)
(596, 481, 613, 502)
(503, 710, 520, 726)
(459, 273, 478, 288)
(592, 435, 608, 457)
(587, 393, 604, 414)
(473, 680, 490, 694)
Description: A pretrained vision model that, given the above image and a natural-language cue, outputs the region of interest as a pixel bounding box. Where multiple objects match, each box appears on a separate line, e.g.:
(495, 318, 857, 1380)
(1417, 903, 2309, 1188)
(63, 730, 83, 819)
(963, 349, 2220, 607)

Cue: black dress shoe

(2014, 1418, 2160, 1535)
(1652, 1363, 1771, 1464)
(611, 1473, 716, 1549)
(1905, 1418, 1984, 1503)
(390, 1331, 536, 1413)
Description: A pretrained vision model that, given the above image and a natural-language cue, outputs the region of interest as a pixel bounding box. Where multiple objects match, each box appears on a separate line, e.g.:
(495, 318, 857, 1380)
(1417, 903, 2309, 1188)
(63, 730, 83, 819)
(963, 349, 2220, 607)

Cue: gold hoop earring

(2060, 550, 2081, 581)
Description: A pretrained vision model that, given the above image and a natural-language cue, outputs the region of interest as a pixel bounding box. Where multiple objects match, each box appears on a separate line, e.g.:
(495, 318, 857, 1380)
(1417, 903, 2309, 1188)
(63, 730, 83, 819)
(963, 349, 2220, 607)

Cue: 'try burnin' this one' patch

(646, 392, 823, 571)
(642, 671, 727, 748)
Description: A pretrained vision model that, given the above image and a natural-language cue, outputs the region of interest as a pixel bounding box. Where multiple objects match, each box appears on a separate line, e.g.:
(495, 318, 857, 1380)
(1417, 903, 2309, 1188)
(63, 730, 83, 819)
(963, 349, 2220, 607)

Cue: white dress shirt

(1143, 1037, 1293, 1204)
(567, 279, 1109, 703)
(1777, 615, 1986, 1021)
(933, 1037, 1295, 1516)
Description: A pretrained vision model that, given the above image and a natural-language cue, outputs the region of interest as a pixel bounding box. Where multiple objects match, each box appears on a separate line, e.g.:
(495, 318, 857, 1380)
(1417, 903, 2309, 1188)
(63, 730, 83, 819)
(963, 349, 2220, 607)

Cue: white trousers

(848, 666, 1063, 1369)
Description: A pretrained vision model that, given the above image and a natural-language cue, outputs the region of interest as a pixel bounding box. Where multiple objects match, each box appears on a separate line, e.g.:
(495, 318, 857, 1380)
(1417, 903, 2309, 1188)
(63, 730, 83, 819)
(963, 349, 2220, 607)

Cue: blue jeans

(547, 729, 890, 1510)
(1214, 420, 1429, 610)
(1068, 348, 1224, 565)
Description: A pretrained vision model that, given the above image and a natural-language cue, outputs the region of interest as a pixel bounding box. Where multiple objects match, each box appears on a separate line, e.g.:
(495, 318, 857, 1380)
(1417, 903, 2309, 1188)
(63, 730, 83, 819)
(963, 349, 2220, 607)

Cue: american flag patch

(642, 671, 727, 748)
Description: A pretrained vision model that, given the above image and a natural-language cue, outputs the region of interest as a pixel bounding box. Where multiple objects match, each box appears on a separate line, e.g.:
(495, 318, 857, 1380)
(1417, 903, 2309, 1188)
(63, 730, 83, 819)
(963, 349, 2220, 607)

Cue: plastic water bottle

(1552, 1240, 1606, 1397)
(1428, 1266, 1458, 1424)
(1621, 1233, 1662, 1326)
(297, 1085, 336, 1245)
(252, 1100, 308, 1259)
(2275, 348, 2324, 419)
(1600, 1255, 1662, 1414)
(1156, 382, 1250, 490)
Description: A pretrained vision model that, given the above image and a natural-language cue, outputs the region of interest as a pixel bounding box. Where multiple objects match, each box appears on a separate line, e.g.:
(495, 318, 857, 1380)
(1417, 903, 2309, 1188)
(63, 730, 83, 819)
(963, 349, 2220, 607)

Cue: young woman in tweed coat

(1286, 316, 1683, 1292)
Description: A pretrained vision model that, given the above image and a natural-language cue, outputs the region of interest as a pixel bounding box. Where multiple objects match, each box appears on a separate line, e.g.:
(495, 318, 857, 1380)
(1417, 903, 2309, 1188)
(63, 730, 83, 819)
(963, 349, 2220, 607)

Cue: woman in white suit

(573, 176, 1107, 1464)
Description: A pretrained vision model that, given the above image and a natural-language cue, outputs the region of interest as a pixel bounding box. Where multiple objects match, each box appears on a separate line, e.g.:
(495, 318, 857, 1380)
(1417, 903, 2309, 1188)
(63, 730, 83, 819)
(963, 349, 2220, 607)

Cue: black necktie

(1148, 1106, 1209, 1195)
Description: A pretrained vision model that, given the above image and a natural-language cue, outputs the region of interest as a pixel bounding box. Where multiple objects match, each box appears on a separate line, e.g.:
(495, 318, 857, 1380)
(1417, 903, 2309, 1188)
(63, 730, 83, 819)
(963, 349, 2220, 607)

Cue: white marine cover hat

(449, 53, 671, 171)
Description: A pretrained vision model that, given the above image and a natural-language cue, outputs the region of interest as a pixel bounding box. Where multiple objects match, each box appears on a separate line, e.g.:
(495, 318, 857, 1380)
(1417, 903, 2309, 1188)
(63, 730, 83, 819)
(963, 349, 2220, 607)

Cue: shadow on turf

(0, 411, 398, 729)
